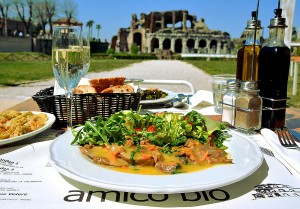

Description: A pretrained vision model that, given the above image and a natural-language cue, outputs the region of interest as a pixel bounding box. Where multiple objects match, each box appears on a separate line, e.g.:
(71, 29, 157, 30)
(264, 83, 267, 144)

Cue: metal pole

(292, 62, 298, 95)
(281, 0, 296, 48)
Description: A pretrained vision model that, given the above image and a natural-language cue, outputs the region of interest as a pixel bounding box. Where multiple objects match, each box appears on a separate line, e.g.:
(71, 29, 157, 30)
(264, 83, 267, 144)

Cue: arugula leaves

(72, 110, 229, 149)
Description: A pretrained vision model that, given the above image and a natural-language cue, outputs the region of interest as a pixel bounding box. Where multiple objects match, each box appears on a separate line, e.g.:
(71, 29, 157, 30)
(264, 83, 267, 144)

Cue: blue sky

(72, 0, 300, 41)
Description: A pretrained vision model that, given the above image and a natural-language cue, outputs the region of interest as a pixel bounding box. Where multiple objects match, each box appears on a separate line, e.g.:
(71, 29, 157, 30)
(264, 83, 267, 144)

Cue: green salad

(140, 88, 168, 100)
(72, 110, 230, 150)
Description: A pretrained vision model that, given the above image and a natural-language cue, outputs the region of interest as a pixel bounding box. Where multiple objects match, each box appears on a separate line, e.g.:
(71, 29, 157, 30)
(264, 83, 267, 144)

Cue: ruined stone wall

(113, 10, 232, 55)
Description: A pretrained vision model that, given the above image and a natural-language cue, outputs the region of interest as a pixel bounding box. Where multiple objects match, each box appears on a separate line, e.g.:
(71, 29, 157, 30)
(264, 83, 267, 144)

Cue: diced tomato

(134, 127, 142, 132)
(185, 117, 192, 125)
(147, 125, 156, 132)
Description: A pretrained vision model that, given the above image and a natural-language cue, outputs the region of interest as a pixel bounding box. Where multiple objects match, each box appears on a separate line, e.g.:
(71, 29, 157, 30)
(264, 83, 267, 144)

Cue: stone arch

(198, 39, 207, 53)
(111, 36, 118, 50)
(186, 21, 191, 29)
(199, 39, 206, 48)
(187, 38, 195, 52)
(163, 38, 171, 50)
(151, 38, 159, 52)
(210, 39, 217, 53)
(133, 32, 142, 51)
(175, 39, 182, 53)
(221, 41, 228, 49)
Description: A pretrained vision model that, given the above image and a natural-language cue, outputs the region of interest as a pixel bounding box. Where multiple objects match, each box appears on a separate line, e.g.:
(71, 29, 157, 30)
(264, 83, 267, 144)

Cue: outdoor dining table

(1, 89, 300, 209)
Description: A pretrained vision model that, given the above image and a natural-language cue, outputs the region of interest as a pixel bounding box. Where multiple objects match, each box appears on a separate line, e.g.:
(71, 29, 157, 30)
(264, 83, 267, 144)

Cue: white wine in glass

(52, 26, 87, 129)
(82, 33, 91, 76)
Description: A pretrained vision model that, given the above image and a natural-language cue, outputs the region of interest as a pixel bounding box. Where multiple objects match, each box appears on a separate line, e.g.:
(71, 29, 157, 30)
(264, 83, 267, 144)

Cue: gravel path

(0, 60, 212, 111)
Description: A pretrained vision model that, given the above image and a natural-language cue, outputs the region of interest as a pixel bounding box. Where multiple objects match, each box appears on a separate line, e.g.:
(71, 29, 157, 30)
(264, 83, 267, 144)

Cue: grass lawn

(0, 59, 141, 85)
(185, 59, 236, 75)
(0, 56, 299, 108)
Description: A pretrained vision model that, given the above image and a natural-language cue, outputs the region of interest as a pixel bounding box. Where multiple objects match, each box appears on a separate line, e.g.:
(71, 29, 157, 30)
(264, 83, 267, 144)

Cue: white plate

(0, 111, 56, 146)
(140, 89, 176, 104)
(49, 130, 263, 194)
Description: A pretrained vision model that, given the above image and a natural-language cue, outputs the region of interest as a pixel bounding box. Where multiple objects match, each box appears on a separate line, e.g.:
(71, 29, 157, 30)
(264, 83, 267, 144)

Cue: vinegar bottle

(236, 11, 262, 81)
(257, 8, 291, 129)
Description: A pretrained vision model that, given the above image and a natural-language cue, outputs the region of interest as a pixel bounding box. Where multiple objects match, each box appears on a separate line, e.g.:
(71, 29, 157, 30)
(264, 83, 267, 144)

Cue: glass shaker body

(257, 9, 291, 129)
(222, 79, 240, 126)
(235, 81, 262, 134)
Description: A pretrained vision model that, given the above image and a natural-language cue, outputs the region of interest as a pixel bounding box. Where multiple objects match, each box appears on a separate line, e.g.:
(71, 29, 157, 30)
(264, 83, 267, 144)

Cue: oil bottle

(236, 11, 262, 81)
(257, 8, 291, 129)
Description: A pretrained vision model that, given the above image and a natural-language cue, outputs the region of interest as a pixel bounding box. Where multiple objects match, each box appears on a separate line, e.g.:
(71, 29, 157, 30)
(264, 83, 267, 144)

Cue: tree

(0, 0, 10, 36)
(96, 24, 101, 40)
(13, 0, 34, 36)
(45, 0, 56, 35)
(62, 0, 77, 25)
(86, 19, 94, 40)
(34, 0, 48, 35)
(292, 27, 297, 41)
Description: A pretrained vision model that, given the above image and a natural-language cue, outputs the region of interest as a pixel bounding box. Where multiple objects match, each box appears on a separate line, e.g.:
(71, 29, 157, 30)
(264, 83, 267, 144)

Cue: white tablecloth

(1, 129, 300, 209)
(1, 90, 300, 208)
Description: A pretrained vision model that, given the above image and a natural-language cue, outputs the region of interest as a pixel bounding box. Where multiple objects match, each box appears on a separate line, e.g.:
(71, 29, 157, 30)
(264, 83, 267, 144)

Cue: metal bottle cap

(226, 79, 240, 90)
(240, 81, 258, 90)
(269, 9, 287, 28)
(246, 11, 262, 29)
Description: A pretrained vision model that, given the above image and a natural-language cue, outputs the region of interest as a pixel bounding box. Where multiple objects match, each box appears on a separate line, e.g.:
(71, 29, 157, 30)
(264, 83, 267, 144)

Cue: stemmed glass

(52, 26, 88, 130)
(82, 33, 90, 76)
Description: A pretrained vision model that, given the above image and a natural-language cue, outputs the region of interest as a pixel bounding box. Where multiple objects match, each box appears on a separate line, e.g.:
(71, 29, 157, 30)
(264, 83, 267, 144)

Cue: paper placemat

(1, 130, 300, 209)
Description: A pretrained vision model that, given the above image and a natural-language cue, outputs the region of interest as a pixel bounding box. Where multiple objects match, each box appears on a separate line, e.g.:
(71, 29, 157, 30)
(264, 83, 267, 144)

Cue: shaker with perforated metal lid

(235, 81, 262, 134)
(222, 79, 240, 126)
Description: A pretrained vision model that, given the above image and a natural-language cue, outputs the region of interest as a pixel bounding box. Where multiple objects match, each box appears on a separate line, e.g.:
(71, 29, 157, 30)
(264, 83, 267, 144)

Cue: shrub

(131, 43, 139, 54)
(106, 48, 115, 54)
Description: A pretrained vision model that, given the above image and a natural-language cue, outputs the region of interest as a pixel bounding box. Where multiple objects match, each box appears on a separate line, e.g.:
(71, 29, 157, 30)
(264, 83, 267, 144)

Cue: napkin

(260, 128, 300, 175)
(186, 90, 219, 115)
(53, 78, 90, 95)
(189, 90, 214, 109)
(148, 90, 217, 115)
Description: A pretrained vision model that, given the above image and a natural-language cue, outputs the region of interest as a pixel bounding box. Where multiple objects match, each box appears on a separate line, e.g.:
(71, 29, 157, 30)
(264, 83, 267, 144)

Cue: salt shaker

(235, 81, 262, 134)
(221, 79, 240, 126)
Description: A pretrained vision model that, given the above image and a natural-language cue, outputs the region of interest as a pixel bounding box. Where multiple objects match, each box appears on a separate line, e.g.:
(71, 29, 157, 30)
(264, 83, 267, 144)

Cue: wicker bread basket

(32, 86, 141, 127)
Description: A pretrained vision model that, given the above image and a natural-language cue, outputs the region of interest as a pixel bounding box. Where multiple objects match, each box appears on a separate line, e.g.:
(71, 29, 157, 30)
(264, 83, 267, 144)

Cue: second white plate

(140, 89, 176, 104)
(0, 111, 56, 146)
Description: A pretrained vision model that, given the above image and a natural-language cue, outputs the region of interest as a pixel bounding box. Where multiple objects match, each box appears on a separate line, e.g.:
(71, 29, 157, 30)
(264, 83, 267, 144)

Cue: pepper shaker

(235, 81, 262, 134)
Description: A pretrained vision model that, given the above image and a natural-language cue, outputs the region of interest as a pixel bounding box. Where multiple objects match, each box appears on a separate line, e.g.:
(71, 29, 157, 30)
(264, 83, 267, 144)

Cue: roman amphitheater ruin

(111, 10, 232, 55)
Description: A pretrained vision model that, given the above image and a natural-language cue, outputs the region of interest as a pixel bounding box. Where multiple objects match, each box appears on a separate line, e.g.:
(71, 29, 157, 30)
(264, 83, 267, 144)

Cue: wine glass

(82, 32, 90, 75)
(52, 26, 87, 130)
